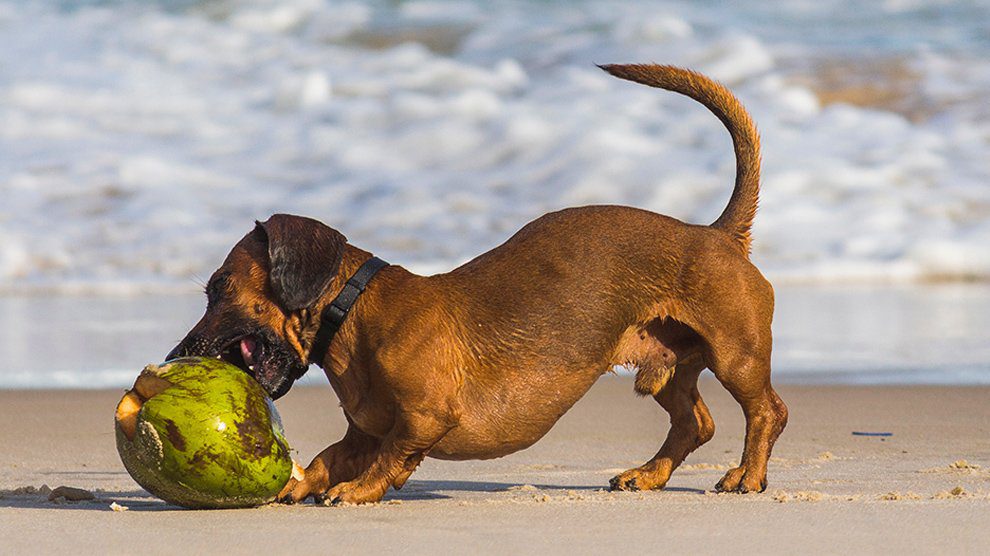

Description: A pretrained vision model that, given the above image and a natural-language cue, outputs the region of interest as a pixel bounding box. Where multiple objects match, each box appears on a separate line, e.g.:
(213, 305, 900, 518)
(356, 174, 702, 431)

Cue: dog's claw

(329, 496, 343, 506)
(608, 475, 640, 492)
(714, 478, 767, 494)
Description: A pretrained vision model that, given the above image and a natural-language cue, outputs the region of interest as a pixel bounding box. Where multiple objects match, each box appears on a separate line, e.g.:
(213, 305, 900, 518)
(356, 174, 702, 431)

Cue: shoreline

(3, 378, 988, 553)
(5, 283, 989, 390)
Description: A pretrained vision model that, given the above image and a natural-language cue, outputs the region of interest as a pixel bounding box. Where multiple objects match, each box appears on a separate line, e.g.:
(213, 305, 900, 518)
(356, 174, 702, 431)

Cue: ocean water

(1, 1, 989, 386)
(2, 0, 989, 290)
(1, 285, 988, 388)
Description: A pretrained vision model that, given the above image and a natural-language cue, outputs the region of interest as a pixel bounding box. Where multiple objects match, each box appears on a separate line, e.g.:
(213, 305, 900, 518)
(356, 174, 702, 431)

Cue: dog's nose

(165, 335, 199, 361)
(165, 343, 186, 362)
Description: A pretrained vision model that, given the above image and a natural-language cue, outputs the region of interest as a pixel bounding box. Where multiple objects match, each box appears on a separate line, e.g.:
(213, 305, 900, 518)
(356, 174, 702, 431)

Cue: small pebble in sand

(818, 452, 834, 461)
(48, 486, 96, 502)
(110, 502, 129, 512)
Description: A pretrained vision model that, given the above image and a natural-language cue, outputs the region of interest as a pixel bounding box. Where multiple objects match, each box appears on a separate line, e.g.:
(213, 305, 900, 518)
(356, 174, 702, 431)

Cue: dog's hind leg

(610, 356, 714, 491)
(701, 293, 788, 493)
(710, 351, 788, 493)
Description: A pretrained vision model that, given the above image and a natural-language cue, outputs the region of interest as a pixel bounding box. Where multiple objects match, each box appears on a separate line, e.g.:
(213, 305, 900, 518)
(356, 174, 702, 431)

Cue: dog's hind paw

(609, 465, 671, 492)
(714, 466, 767, 493)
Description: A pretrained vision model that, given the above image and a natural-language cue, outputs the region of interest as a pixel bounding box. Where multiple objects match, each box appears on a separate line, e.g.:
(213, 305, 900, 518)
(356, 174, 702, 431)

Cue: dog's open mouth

(213, 331, 304, 399)
(219, 335, 262, 375)
(218, 334, 283, 392)
(169, 328, 306, 400)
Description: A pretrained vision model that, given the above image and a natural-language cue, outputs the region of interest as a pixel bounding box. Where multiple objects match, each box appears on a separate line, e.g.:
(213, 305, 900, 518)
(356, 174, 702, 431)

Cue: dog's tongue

(240, 337, 258, 368)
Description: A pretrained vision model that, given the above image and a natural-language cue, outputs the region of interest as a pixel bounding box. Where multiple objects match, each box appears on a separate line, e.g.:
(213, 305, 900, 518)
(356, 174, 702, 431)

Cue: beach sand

(2, 377, 988, 554)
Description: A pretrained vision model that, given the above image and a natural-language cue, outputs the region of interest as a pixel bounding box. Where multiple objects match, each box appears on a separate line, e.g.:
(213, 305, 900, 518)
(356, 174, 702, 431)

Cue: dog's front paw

(609, 473, 641, 492)
(714, 466, 766, 493)
(278, 459, 330, 504)
(322, 479, 388, 506)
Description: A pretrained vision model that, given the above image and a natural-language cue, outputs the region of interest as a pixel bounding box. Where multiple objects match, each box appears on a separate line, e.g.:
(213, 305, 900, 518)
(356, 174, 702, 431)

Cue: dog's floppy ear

(255, 214, 347, 311)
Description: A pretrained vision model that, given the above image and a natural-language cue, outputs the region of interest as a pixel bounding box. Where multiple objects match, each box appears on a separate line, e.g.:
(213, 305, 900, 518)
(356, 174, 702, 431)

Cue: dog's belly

(428, 367, 603, 460)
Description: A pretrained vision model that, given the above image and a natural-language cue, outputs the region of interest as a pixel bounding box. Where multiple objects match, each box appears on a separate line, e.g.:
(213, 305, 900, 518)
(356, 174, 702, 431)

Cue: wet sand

(2, 378, 989, 554)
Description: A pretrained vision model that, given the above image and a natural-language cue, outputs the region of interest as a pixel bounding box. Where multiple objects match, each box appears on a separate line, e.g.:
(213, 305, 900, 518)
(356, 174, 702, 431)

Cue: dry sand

(2, 377, 989, 554)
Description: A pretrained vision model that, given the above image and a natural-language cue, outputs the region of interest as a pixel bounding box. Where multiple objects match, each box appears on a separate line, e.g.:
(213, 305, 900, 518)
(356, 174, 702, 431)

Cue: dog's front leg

(320, 410, 451, 506)
(278, 424, 381, 504)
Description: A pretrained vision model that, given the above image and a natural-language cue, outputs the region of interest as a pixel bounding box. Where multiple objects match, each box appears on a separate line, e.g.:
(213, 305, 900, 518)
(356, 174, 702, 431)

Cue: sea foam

(1, 0, 988, 293)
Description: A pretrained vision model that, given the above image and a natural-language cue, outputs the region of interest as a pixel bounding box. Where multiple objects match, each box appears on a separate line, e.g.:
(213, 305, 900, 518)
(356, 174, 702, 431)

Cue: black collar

(308, 256, 389, 365)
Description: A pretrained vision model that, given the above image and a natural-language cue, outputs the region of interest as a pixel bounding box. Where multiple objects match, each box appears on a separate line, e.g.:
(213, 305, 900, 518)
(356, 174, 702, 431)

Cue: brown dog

(168, 64, 787, 505)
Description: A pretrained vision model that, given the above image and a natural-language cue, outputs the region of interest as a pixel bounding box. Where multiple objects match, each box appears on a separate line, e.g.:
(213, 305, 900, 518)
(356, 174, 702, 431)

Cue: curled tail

(599, 64, 761, 255)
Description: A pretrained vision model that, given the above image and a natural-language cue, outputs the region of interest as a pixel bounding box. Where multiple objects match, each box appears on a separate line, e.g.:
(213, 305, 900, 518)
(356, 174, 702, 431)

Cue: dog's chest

(343, 401, 395, 438)
(324, 373, 396, 438)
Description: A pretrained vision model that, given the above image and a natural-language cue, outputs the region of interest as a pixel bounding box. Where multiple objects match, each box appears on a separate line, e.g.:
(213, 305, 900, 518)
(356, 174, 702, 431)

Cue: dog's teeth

(248, 365, 255, 372)
(215, 355, 221, 359)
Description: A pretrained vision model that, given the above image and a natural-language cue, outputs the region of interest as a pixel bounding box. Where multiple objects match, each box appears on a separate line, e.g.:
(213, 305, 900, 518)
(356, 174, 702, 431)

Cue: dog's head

(167, 214, 347, 399)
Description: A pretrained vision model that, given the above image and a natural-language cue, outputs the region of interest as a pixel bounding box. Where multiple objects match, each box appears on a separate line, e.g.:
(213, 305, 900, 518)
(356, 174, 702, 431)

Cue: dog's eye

(205, 272, 231, 308)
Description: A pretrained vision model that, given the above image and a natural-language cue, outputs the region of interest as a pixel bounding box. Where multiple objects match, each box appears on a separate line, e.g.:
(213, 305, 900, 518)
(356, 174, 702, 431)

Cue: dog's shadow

(0, 479, 705, 511)
(393, 479, 706, 499)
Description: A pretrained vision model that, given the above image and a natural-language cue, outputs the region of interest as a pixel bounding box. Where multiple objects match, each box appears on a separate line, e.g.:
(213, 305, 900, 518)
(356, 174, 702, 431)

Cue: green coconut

(114, 357, 293, 509)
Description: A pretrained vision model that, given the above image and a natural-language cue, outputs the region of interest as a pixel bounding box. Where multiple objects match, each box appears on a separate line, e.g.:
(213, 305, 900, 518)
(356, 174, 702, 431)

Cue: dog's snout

(166, 335, 214, 362)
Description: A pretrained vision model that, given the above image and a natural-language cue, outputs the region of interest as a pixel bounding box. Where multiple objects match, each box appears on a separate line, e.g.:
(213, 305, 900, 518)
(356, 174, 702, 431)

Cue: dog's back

(426, 66, 776, 464)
